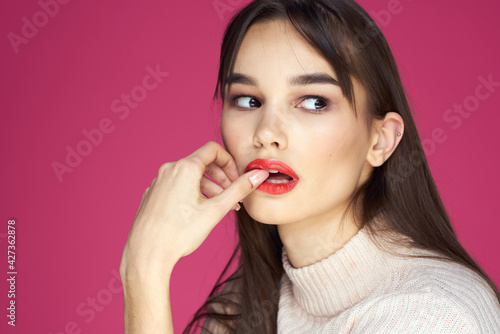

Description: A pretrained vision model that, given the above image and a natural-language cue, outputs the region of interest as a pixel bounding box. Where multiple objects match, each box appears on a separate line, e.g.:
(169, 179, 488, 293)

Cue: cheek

(221, 112, 246, 173)
(328, 132, 359, 164)
(309, 116, 353, 158)
(221, 113, 237, 151)
(307, 118, 367, 188)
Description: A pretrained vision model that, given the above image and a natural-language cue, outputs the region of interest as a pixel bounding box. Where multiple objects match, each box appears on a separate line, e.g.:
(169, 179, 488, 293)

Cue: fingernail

(235, 203, 241, 211)
(249, 170, 269, 188)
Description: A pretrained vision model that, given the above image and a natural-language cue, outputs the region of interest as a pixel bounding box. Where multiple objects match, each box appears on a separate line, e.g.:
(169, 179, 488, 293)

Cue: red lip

(245, 159, 299, 195)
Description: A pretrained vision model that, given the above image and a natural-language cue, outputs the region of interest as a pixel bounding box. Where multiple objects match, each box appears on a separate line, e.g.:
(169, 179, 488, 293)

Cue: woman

(120, 0, 500, 333)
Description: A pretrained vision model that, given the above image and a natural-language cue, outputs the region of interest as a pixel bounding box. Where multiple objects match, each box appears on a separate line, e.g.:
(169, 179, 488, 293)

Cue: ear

(366, 112, 404, 167)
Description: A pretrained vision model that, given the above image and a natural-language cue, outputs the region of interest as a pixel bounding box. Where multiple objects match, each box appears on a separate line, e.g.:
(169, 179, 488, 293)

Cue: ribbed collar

(281, 228, 394, 317)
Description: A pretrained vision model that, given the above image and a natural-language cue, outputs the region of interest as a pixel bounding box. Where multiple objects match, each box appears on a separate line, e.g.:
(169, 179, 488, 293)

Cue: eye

(296, 96, 329, 113)
(232, 96, 262, 109)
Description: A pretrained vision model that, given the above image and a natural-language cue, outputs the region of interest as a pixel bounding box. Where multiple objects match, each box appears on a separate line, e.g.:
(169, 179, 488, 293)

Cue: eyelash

(228, 95, 331, 114)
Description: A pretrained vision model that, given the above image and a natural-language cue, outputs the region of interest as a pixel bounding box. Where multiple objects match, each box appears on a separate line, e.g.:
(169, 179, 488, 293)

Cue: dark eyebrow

(290, 73, 340, 87)
(226, 72, 340, 87)
(226, 73, 257, 86)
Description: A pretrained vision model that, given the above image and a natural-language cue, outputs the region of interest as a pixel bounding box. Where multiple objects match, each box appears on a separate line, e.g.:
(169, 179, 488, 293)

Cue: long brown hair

(184, 0, 500, 332)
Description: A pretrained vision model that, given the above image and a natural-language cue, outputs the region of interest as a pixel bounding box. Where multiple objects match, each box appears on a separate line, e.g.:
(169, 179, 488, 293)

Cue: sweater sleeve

(346, 291, 491, 334)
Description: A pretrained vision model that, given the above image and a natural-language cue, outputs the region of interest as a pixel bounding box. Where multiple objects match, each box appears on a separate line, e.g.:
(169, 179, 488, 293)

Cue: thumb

(212, 169, 269, 211)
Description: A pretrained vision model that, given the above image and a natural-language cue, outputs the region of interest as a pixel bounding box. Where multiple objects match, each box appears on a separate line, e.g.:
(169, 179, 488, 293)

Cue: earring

(397, 132, 401, 136)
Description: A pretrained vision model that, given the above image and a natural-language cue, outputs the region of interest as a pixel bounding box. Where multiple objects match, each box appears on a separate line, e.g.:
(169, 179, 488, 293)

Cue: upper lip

(244, 159, 299, 180)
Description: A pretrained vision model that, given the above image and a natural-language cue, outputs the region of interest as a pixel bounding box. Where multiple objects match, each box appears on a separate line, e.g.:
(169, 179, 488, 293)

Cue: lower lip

(256, 179, 299, 195)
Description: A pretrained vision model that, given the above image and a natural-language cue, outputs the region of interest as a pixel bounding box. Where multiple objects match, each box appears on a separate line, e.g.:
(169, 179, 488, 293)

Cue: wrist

(120, 260, 176, 290)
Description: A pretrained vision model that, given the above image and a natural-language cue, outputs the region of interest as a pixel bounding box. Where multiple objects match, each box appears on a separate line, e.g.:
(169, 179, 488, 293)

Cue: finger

(135, 175, 156, 219)
(204, 164, 232, 189)
(134, 187, 150, 220)
(188, 141, 239, 182)
(140, 177, 156, 210)
(199, 176, 240, 211)
(200, 175, 224, 198)
(211, 169, 269, 213)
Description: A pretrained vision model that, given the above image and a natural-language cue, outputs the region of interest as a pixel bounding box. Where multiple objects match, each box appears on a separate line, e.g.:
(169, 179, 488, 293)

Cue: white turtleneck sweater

(201, 228, 500, 333)
(277, 228, 500, 333)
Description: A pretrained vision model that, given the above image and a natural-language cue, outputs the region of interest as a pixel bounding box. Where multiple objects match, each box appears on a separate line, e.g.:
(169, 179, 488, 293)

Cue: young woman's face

(221, 19, 375, 226)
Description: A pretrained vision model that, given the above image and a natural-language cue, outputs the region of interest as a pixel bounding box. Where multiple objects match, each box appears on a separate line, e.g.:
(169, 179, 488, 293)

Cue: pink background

(1, 0, 499, 333)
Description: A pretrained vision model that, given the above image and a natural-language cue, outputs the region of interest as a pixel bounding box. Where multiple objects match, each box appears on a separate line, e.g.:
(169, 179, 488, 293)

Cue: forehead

(233, 19, 336, 78)
(226, 19, 369, 123)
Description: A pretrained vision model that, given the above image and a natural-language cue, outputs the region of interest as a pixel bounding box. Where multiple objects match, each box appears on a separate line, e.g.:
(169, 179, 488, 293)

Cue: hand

(120, 141, 269, 281)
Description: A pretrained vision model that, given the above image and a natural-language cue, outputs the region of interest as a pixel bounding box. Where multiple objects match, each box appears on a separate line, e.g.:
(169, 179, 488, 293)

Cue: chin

(241, 194, 291, 225)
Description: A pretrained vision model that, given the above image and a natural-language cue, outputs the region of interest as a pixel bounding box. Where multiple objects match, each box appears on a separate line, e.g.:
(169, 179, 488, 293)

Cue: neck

(277, 207, 360, 268)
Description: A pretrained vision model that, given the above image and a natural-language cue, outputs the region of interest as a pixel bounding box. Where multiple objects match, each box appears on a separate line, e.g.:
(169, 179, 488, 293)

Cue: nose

(253, 105, 288, 150)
